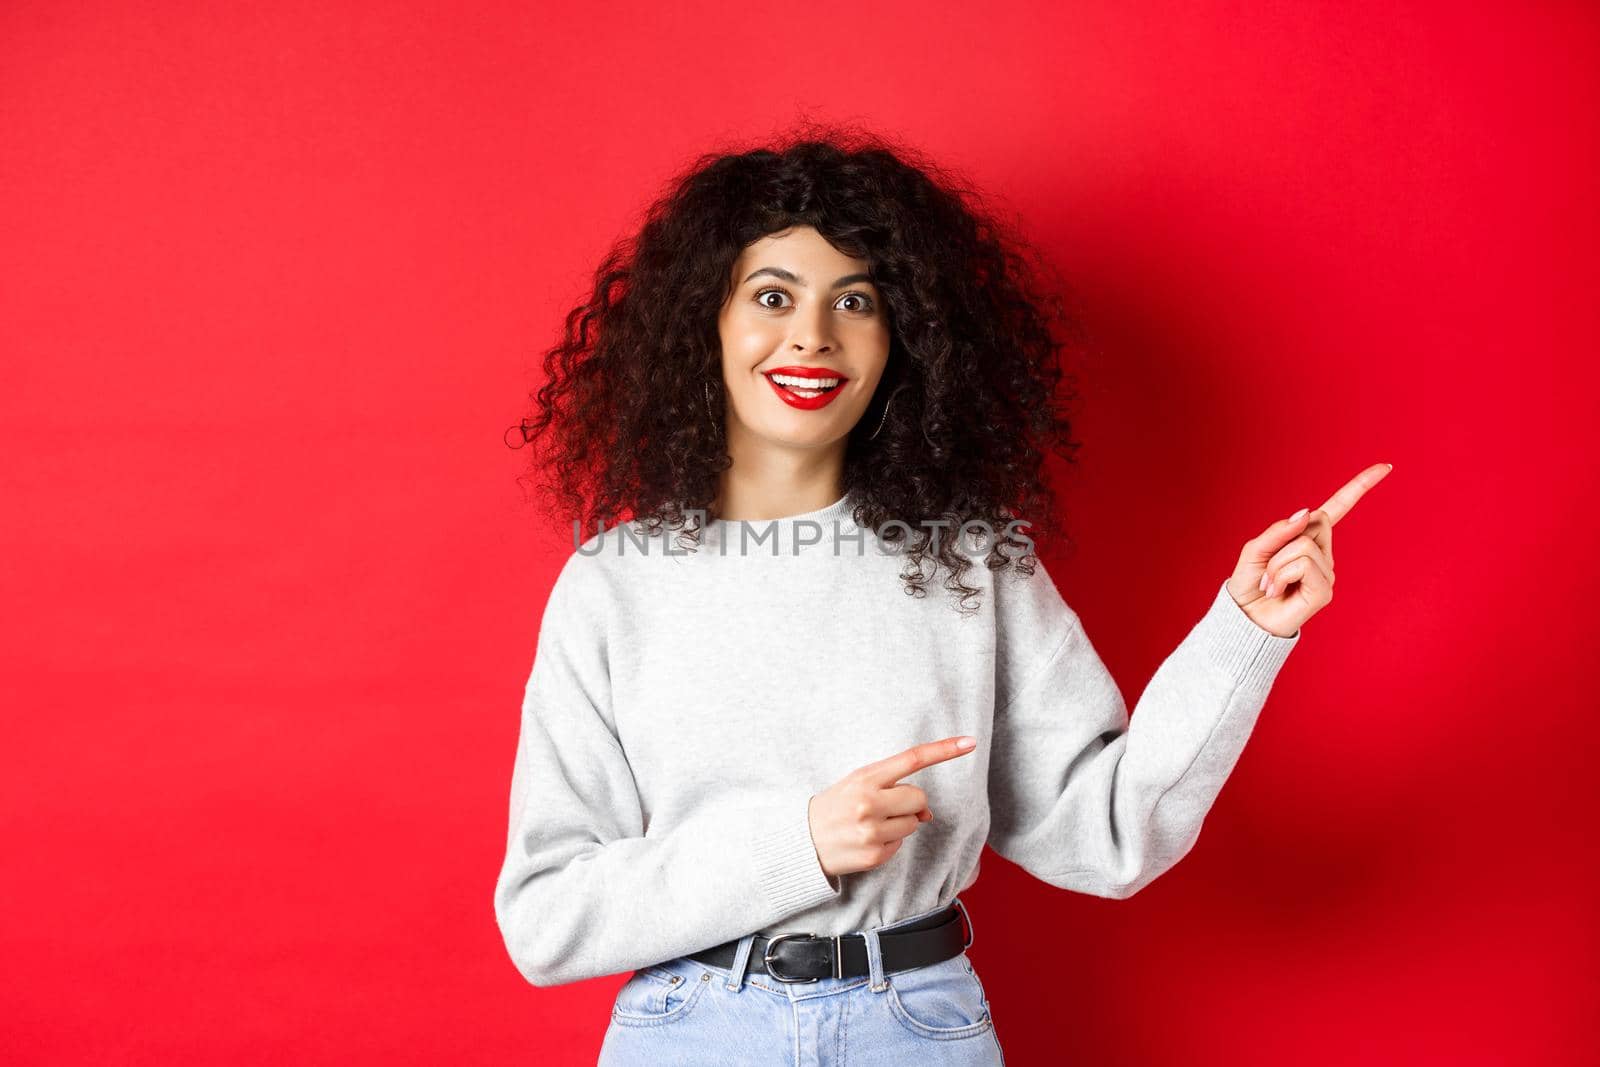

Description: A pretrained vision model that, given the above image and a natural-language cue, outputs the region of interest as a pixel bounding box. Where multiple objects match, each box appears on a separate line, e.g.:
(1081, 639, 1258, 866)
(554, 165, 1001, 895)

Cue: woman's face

(716, 225, 891, 452)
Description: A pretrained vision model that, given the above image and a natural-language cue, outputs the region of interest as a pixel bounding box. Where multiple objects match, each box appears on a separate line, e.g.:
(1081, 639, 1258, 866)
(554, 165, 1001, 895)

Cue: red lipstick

(762, 366, 850, 410)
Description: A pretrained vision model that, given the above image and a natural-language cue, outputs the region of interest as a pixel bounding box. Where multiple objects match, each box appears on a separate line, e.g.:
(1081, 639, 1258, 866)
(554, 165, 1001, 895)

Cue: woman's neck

(710, 468, 847, 523)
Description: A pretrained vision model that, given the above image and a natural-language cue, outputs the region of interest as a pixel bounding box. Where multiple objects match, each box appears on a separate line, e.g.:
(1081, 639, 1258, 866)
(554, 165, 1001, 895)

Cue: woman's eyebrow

(742, 266, 875, 289)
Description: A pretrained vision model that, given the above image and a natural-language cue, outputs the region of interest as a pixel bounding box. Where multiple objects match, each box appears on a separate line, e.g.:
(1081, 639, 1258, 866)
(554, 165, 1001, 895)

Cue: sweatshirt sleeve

(492, 553, 843, 987)
(985, 561, 1299, 899)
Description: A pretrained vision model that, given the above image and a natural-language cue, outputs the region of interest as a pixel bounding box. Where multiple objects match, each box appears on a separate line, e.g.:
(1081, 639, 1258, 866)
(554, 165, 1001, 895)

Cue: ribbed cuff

(749, 791, 844, 916)
(1195, 579, 1300, 693)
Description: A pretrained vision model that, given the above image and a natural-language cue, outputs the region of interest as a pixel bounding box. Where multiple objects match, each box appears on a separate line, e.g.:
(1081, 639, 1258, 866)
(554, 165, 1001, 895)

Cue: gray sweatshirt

(493, 491, 1299, 986)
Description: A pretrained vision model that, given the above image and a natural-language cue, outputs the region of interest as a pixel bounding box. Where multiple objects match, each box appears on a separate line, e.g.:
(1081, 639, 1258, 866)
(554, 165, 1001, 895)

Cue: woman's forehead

(733, 227, 870, 277)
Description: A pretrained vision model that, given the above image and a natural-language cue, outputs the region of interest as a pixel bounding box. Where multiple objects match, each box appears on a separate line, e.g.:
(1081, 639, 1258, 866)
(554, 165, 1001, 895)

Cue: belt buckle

(952, 896, 976, 950)
(763, 932, 837, 983)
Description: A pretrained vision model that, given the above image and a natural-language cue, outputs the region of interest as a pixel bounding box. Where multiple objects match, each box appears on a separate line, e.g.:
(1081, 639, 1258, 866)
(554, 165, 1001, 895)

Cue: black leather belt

(688, 899, 974, 983)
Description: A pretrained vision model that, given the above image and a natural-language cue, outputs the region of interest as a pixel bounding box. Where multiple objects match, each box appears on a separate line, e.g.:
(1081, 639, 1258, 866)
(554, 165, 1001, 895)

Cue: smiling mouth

(763, 371, 846, 397)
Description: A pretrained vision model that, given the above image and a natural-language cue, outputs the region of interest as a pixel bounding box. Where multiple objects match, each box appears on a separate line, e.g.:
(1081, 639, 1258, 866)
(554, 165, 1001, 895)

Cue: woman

(494, 125, 1388, 1065)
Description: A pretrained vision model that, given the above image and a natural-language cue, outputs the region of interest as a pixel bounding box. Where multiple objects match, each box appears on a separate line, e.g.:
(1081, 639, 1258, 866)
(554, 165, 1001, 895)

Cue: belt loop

(862, 925, 888, 993)
(725, 933, 757, 992)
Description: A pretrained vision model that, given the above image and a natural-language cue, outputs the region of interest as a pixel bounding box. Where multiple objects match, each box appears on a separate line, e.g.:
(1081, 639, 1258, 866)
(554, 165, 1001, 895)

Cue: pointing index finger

(1317, 462, 1393, 526)
(860, 737, 977, 788)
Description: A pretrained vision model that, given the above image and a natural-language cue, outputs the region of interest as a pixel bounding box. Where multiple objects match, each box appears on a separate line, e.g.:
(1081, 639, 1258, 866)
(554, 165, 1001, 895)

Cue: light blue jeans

(598, 898, 1005, 1066)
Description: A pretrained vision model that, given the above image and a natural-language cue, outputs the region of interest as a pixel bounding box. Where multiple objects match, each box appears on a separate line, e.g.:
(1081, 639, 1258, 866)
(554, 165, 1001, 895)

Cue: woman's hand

(807, 736, 977, 879)
(1224, 462, 1393, 637)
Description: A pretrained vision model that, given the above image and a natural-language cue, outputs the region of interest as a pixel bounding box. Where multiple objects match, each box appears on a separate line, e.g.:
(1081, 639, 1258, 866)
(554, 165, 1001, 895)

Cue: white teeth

(770, 373, 841, 390)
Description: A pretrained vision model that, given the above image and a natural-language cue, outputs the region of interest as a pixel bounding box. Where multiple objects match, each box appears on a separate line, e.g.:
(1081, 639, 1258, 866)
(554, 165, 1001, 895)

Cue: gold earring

(868, 392, 895, 439)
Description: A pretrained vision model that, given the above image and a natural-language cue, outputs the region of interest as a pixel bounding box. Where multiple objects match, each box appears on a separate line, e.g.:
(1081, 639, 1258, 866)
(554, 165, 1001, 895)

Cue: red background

(3, 2, 1595, 1063)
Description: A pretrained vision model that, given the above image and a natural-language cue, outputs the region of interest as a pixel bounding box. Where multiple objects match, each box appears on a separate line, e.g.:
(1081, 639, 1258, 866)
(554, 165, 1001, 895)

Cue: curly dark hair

(508, 121, 1088, 614)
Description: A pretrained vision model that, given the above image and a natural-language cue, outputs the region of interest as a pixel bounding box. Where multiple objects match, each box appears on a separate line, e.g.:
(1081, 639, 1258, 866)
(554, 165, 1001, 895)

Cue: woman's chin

(746, 419, 857, 451)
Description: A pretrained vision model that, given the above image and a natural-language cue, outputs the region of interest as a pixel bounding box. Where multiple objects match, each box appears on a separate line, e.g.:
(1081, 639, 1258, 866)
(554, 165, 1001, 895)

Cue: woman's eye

(753, 288, 875, 313)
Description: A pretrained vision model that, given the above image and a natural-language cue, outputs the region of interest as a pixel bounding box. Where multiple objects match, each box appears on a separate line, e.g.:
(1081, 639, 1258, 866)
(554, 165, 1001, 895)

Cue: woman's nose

(788, 302, 838, 353)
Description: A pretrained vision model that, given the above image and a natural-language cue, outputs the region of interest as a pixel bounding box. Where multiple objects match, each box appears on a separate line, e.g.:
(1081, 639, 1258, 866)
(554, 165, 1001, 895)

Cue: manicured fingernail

(1287, 507, 1308, 523)
(956, 737, 975, 750)
(1259, 573, 1268, 592)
